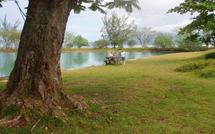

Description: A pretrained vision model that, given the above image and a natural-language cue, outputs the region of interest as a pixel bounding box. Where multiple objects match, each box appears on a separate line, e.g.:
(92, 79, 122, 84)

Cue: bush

(205, 52, 215, 59)
(175, 61, 215, 72)
(199, 67, 215, 78)
(176, 35, 203, 51)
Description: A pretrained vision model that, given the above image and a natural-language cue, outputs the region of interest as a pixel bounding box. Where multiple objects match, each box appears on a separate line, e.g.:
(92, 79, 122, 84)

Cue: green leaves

(0, 0, 3, 7)
(127, 39, 136, 47)
(89, 2, 106, 14)
(1, 0, 140, 14)
(73, 3, 86, 14)
(93, 39, 108, 48)
(105, 0, 141, 13)
(176, 34, 203, 51)
(168, 0, 215, 14)
(154, 33, 174, 49)
(72, 0, 140, 14)
(73, 35, 89, 48)
(169, 0, 215, 46)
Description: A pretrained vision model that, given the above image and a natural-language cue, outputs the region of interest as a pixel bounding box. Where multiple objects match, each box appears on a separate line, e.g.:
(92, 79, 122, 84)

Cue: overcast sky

(0, 0, 192, 41)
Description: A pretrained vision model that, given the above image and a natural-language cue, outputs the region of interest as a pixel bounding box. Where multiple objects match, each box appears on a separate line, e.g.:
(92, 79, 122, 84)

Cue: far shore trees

(127, 39, 136, 48)
(93, 39, 108, 49)
(63, 33, 89, 48)
(154, 33, 174, 49)
(101, 13, 136, 48)
(73, 35, 89, 48)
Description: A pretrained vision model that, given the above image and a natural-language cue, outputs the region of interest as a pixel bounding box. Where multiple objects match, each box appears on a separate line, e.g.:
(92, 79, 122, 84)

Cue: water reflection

(0, 53, 16, 77)
(61, 52, 89, 69)
(127, 52, 163, 59)
(0, 51, 165, 77)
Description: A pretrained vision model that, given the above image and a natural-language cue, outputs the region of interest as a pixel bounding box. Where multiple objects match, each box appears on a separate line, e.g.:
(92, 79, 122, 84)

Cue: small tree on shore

(73, 35, 89, 48)
(102, 13, 136, 48)
(93, 39, 108, 48)
(0, 16, 21, 48)
(154, 33, 174, 49)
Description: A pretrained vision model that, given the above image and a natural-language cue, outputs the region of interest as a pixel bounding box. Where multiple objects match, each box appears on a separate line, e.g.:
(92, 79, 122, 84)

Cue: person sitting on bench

(105, 51, 116, 65)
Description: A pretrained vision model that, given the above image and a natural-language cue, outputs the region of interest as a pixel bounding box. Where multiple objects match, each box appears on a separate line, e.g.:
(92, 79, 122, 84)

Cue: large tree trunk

(0, 0, 81, 117)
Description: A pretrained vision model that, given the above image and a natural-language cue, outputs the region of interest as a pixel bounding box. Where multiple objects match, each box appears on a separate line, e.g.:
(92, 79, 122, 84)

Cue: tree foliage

(154, 33, 174, 49)
(177, 34, 203, 51)
(127, 39, 136, 48)
(0, 16, 21, 48)
(0, 0, 141, 14)
(0, 0, 2, 7)
(73, 35, 88, 48)
(0, 0, 140, 14)
(169, 0, 215, 46)
(73, 0, 141, 14)
(102, 13, 136, 48)
(93, 39, 108, 48)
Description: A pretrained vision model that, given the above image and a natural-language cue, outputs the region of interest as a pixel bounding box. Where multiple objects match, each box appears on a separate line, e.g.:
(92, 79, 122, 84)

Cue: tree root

(0, 114, 29, 128)
(0, 92, 87, 128)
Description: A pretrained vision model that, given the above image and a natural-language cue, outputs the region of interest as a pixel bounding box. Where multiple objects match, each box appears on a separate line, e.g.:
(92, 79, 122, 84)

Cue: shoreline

(0, 49, 211, 80)
(0, 76, 8, 82)
(0, 52, 174, 80)
(0, 50, 177, 80)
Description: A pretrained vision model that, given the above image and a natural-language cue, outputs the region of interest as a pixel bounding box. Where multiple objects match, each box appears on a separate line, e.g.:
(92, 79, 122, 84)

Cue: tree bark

(1, 0, 75, 110)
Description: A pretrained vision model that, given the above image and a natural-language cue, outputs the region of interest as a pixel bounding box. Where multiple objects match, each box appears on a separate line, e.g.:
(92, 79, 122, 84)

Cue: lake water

(0, 51, 165, 77)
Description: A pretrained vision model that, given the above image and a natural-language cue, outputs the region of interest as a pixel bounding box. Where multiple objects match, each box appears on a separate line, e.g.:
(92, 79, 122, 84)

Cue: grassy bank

(61, 47, 211, 52)
(61, 47, 157, 52)
(0, 48, 17, 53)
(1, 47, 212, 53)
(0, 49, 215, 133)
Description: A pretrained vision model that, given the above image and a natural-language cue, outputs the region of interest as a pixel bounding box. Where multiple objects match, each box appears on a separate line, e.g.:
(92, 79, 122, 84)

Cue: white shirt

(108, 53, 113, 57)
(121, 51, 126, 58)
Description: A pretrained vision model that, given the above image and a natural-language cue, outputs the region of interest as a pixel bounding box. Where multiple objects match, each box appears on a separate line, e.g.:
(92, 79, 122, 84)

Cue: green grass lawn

(0, 49, 215, 134)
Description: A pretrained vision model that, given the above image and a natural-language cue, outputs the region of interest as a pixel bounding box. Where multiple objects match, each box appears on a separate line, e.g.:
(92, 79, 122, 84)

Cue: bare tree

(63, 32, 76, 48)
(134, 27, 155, 48)
(102, 13, 136, 48)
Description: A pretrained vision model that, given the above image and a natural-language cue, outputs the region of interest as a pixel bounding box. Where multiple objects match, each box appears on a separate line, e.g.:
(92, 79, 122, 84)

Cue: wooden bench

(104, 57, 122, 65)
